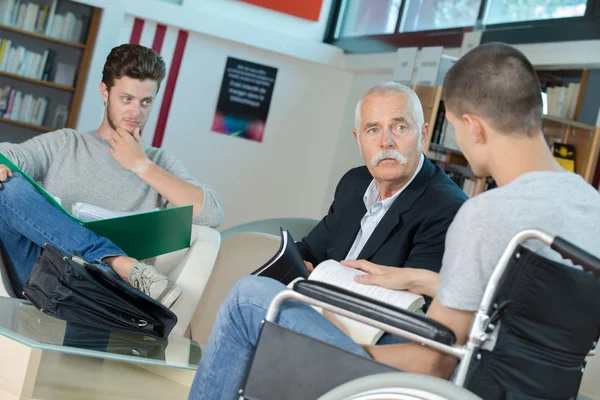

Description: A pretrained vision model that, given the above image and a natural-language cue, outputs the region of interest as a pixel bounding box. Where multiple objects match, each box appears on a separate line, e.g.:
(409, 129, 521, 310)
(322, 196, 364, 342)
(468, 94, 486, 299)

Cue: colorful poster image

(211, 57, 278, 143)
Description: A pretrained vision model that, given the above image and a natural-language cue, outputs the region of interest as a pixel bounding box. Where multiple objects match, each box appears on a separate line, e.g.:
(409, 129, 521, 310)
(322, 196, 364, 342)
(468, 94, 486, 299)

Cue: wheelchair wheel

(318, 372, 482, 400)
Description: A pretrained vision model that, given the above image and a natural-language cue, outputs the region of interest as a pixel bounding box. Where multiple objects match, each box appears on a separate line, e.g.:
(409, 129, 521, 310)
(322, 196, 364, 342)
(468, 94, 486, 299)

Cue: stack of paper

(71, 202, 159, 222)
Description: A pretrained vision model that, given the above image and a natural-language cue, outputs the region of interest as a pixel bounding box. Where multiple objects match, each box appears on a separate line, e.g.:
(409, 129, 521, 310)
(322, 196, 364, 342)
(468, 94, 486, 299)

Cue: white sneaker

(128, 262, 183, 309)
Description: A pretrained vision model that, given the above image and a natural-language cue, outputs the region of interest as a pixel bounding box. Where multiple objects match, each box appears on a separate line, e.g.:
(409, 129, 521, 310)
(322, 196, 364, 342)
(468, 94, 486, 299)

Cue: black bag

(22, 244, 177, 341)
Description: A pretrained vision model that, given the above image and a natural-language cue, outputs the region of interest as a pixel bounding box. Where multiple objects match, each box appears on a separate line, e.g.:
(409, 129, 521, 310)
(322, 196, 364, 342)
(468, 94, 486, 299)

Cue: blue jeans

(188, 276, 408, 400)
(0, 173, 126, 295)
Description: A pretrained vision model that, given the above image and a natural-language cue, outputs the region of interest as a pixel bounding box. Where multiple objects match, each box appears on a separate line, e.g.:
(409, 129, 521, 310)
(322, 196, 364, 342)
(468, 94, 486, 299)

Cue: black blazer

(297, 157, 467, 273)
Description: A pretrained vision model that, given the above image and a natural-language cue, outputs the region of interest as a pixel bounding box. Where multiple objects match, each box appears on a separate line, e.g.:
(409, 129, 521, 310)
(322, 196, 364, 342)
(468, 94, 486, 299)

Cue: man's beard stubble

(106, 99, 118, 131)
(105, 99, 144, 135)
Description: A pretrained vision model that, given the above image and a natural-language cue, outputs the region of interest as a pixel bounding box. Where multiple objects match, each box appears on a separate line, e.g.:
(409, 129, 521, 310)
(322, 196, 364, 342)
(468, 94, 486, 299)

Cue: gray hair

(354, 82, 425, 132)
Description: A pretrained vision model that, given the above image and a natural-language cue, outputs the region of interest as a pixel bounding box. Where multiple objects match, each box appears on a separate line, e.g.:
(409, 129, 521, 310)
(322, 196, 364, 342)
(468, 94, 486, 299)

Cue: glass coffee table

(0, 297, 202, 400)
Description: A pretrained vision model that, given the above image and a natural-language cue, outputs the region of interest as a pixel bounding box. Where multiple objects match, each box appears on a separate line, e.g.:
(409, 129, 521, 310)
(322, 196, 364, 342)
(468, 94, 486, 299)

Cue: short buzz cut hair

(102, 44, 166, 91)
(443, 42, 543, 136)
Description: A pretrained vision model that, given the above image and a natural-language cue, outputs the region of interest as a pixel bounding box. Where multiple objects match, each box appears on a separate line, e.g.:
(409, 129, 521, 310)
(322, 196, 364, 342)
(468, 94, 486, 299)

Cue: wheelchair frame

(263, 228, 596, 390)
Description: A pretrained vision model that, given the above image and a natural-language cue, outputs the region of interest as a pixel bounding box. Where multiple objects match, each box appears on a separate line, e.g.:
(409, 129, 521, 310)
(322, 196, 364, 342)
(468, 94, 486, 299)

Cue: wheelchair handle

(551, 236, 600, 279)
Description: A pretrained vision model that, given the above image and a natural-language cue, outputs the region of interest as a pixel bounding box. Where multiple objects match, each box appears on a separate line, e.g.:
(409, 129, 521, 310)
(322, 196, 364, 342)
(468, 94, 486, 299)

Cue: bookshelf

(0, 0, 101, 143)
(414, 82, 600, 197)
(0, 115, 53, 131)
(0, 22, 86, 49)
(411, 84, 442, 152)
(542, 116, 600, 183)
(0, 70, 74, 91)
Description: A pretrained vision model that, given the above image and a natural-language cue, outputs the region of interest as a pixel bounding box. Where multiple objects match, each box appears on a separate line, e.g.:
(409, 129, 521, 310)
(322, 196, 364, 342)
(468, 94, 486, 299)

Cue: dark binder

(251, 228, 310, 285)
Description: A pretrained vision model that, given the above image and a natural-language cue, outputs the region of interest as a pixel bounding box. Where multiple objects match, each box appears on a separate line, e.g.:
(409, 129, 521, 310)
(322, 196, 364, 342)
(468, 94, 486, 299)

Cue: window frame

(324, 0, 600, 53)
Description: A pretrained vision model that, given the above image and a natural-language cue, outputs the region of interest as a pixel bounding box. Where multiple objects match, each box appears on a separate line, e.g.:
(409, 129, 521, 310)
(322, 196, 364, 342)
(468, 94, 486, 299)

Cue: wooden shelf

(429, 143, 464, 156)
(542, 115, 596, 131)
(0, 116, 53, 132)
(0, 71, 75, 92)
(0, 24, 86, 49)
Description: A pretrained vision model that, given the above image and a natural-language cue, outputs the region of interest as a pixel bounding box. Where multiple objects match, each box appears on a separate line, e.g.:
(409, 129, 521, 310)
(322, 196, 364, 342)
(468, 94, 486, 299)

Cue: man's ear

(464, 114, 487, 145)
(353, 128, 358, 142)
(99, 82, 109, 104)
(420, 123, 429, 148)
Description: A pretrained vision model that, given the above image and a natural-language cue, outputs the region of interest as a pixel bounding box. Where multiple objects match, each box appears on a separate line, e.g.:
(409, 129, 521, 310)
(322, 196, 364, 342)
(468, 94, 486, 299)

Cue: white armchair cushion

(152, 224, 221, 337)
(189, 232, 281, 346)
(0, 254, 15, 298)
(581, 352, 600, 399)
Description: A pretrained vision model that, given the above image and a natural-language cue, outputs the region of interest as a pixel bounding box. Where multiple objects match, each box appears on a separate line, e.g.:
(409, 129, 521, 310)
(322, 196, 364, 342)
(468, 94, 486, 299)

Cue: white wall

(183, 0, 334, 43)
(160, 33, 352, 229)
(322, 72, 393, 210)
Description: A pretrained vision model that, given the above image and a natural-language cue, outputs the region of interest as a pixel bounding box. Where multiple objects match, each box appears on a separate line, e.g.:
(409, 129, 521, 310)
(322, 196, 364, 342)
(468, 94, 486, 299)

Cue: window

(337, 0, 401, 37)
(400, 0, 482, 33)
(483, 0, 588, 25)
(325, 0, 599, 53)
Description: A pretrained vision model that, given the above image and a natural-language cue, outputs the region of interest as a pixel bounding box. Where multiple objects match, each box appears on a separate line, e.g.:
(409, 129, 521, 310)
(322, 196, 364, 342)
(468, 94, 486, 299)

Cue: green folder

(0, 152, 193, 260)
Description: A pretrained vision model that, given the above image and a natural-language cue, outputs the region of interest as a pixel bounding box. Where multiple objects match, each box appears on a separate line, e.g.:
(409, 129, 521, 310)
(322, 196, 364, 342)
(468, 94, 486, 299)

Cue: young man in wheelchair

(188, 43, 600, 399)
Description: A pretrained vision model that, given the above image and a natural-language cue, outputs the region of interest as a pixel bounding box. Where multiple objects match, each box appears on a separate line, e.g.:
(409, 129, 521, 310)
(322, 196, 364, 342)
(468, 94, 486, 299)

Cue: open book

(304, 260, 424, 345)
(0, 152, 193, 260)
(253, 229, 424, 345)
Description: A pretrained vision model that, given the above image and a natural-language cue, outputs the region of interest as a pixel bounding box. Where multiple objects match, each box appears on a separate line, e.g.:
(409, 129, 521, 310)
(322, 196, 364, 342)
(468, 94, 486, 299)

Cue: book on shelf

(51, 103, 67, 128)
(461, 177, 487, 198)
(430, 100, 445, 145)
(545, 83, 580, 120)
(0, 0, 85, 43)
(552, 143, 576, 172)
(0, 84, 48, 125)
(0, 38, 57, 82)
(253, 229, 425, 345)
(0, 151, 194, 260)
(54, 61, 76, 86)
(429, 100, 460, 152)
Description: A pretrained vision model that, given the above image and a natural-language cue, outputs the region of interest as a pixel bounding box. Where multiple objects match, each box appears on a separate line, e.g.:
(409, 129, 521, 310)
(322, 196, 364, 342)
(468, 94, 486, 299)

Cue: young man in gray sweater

(0, 44, 223, 309)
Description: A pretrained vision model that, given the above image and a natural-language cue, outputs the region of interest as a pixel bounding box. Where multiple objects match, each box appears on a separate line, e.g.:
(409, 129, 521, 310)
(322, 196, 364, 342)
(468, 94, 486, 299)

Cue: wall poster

(211, 57, 278, 143)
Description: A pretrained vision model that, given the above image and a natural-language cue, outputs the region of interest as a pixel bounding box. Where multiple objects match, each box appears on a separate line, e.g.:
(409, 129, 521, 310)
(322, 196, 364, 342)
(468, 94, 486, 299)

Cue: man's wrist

(408, 270, 439, 298)
(132, 159, 153, 176)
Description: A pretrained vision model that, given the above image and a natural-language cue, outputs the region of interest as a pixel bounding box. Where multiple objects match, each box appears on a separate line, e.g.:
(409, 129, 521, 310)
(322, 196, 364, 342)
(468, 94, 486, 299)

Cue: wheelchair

(241, 229, 600, 400)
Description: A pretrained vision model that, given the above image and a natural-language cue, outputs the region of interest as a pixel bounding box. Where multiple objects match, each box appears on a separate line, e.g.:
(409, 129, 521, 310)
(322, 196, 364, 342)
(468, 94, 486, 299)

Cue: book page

(309, 260, 424, 311)
(335, 315, 385, 345)
(72, 202, 159, 222)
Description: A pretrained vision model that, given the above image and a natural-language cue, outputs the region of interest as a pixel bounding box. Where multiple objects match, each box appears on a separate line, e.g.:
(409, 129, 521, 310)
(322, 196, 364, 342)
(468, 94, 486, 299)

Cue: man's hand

(0, 164, 12, 189)
(304, 261, 314, 273)
(109, 127, 151, 174)
(341, 260, 440, 298)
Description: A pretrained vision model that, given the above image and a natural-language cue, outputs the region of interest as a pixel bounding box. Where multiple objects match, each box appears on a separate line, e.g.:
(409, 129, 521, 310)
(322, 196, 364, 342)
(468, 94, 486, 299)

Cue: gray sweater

(0, 129, 223, 227)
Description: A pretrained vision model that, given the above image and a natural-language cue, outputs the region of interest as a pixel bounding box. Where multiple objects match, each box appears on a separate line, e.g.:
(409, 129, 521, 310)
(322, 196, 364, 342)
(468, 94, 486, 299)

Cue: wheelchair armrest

(552, 236, 600, 278)
(293, 280, 456, 346)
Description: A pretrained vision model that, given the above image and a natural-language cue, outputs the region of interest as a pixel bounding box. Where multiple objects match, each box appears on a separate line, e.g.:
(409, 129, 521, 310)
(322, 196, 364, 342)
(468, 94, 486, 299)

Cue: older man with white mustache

(188, 82, 469, 399)
(297, 82, 467, 291)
